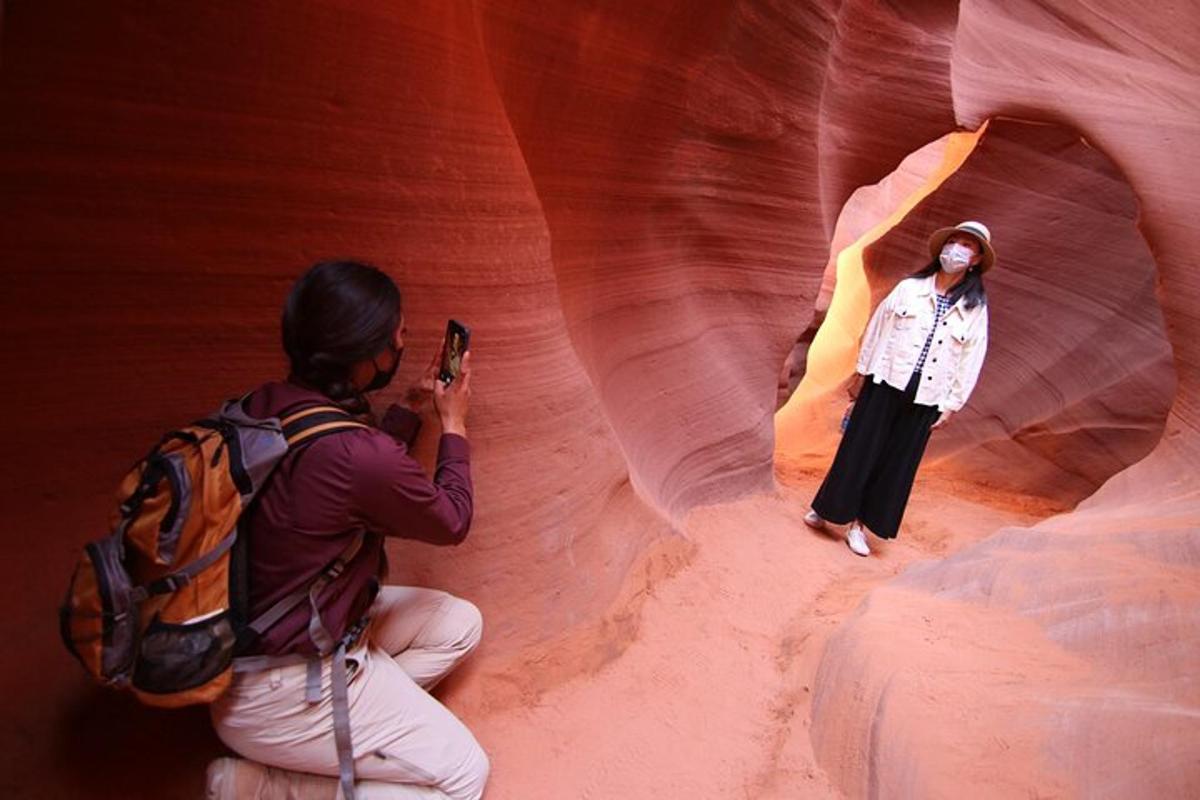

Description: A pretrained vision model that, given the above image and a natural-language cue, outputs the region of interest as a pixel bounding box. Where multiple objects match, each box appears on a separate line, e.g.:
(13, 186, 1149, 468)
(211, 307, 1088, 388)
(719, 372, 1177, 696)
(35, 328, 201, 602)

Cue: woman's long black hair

(910, 259, 987, 309)
(281, 260, 401, 414)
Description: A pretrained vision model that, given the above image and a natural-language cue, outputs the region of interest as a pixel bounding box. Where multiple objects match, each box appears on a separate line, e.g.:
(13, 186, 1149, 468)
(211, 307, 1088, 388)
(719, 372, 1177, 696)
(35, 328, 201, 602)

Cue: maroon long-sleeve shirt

(241, 380, 472, 656)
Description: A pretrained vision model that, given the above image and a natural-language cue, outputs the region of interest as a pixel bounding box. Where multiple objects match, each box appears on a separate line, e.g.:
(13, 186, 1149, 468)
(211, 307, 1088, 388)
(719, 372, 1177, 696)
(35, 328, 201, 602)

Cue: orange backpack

(59, 398, 366, 708)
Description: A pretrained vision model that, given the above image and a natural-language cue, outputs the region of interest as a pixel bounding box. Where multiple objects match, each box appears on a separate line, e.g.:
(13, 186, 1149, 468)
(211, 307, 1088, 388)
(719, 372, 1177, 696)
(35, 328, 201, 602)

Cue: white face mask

(939, 242, 975, 274)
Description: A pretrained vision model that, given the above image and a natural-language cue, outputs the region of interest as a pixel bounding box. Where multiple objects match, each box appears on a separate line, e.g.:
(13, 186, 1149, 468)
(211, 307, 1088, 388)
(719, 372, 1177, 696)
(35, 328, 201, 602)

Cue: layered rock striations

(0, 0, 1196, 797)
(802, 2, 1200, 796)
(810, 453, 1200, 799)
(0, 3, 670, 794)
(865, 118, 1175, 502)
(477, 1, 833, 514)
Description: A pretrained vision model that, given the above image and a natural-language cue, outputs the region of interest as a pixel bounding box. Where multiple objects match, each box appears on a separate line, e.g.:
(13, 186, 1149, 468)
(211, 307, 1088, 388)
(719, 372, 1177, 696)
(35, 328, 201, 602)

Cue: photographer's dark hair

(911, 259, 987, 309)
(282, 260, 401, 414)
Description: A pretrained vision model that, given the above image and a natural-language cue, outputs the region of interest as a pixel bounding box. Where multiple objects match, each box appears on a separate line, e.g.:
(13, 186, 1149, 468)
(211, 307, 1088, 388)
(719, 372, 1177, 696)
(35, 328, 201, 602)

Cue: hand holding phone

(439, 320, 471, 385)
(434, 320, 472, 437)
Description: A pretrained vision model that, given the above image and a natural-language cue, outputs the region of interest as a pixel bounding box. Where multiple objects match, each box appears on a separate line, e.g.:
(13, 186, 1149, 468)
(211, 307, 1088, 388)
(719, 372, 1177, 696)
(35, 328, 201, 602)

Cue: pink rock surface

(953, 0, 1200, 428)
(0, 0, 1196, 797)
(814, 2, 959, 235)
(868, 118, 1175, 502)
(811, 458, 1200, 799)
(0, 3, 670, 794)
(476, 1, 830, 514)
(804, 2, 1200, 797)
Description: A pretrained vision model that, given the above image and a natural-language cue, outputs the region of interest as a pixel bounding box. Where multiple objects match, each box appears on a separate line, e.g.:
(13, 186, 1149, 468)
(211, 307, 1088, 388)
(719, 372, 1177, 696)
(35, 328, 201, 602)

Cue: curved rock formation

(0, 0, 1196, 797)
(815, 1, 959, 235)
(810, 458, 1200, 799)
(780, 116, 1175, 500)
(874, 118, 1174, 501)
(0, 3, 671, 795)
(476, 1, 832, 515)
(803, 2, 1200, 796)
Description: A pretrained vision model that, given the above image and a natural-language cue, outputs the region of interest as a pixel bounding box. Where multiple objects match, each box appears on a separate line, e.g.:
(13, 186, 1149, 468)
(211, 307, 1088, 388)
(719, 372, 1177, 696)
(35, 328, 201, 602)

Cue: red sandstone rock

(803, 2, 1200, 796)
(811, 463, 1200, 799)
(0, 3, 669, 794)
(0, 1, 1197, 797)
(868, 118, 1175, 502)
(476, 1, 838, 515)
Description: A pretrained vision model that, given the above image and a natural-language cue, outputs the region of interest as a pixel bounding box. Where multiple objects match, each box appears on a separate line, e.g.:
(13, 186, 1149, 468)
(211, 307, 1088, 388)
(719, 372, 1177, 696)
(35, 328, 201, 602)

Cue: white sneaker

(846, 525, 871, 557)
(803, 509, 827, 530)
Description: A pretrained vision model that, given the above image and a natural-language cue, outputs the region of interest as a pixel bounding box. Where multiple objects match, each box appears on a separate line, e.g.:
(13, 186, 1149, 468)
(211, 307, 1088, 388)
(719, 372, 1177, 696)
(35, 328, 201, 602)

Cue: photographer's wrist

(441, 418, 467, 437)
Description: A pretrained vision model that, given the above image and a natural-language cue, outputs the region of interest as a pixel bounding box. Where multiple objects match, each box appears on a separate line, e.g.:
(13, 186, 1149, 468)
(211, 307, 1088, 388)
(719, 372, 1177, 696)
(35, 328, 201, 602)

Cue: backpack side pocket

(59, 533, 138, 687)
(132, 609, 236, 698)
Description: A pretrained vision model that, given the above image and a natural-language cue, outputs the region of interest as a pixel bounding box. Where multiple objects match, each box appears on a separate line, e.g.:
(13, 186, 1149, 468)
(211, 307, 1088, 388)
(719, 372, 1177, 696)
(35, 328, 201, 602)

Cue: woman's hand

(931, 409, 954, 429)
(434, 351, 472, 437)
(847, 373, 865, 401)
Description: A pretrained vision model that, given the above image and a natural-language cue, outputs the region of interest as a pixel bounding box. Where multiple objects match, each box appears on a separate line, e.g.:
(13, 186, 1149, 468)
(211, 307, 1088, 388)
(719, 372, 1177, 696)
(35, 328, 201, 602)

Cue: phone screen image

(439, 320, 470, 384)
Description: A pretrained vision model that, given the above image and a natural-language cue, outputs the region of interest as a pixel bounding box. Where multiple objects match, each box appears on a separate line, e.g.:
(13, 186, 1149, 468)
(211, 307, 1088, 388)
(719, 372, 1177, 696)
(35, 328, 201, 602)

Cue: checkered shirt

(913, 294, 953, 374)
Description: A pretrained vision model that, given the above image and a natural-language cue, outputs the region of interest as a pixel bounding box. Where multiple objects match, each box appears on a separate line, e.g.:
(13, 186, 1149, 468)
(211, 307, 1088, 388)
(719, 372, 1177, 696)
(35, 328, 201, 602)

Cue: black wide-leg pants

(811, 372, 940, 539)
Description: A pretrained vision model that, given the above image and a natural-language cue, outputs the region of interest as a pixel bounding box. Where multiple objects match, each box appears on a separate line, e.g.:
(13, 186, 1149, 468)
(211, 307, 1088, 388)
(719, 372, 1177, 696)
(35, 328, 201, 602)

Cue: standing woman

(206, 261, 489, 799)
(804, 221, 994, 556)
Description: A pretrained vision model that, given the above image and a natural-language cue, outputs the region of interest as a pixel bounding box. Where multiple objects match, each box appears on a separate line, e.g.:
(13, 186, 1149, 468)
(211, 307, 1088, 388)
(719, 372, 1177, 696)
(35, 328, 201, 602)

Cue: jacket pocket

(892, 306, 917, 330)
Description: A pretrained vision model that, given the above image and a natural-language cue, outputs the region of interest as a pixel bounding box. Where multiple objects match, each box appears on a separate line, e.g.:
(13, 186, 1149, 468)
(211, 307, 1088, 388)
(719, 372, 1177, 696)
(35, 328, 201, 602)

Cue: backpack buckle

(164, 573, 191, 592)
(145, 572, 191, 596)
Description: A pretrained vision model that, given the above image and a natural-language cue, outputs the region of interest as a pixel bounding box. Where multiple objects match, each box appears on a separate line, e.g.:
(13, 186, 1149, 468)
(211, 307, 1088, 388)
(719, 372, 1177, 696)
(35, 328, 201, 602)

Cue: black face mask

(364, 343, 402, 392)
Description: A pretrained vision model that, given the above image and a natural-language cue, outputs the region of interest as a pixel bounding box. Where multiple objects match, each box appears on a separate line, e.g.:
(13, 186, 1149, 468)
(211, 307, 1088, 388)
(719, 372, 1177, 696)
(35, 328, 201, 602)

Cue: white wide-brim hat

(927, 220, 996, 273)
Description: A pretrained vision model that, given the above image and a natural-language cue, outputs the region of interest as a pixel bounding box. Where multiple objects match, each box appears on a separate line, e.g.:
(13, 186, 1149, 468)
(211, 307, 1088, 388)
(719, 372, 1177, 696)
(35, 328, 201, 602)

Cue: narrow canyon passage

(466, 467, 1065, 799)
(3, 2, 1198, 797)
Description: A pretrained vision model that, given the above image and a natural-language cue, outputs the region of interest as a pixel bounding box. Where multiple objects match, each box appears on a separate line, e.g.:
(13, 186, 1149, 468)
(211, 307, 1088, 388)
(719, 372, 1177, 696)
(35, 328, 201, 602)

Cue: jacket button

(932, 358, 937, 362)
(938, 340, 943, 344)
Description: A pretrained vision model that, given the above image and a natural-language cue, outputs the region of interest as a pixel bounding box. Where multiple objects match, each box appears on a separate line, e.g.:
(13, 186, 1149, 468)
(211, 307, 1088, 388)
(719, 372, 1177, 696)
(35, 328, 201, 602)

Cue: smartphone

(439, 319, 471, 384)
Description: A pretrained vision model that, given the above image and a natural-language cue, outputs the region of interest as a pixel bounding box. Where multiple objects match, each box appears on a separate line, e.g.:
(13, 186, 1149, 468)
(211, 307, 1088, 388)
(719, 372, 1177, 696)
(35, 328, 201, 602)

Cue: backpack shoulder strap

(279, 405, 369, 448)
(130, 529, 239, 603)
(243, 531, 365, 637)
(239, 406, 370, 637)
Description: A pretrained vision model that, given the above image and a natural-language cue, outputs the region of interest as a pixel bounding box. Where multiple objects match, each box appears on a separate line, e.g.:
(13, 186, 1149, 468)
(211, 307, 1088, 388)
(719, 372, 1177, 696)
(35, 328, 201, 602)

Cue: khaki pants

(211, 587, 489, 799)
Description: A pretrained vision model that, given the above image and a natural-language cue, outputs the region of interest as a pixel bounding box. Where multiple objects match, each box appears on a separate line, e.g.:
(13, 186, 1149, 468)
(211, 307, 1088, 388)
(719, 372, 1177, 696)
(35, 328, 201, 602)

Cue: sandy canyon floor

(466, 461, 1065, 799)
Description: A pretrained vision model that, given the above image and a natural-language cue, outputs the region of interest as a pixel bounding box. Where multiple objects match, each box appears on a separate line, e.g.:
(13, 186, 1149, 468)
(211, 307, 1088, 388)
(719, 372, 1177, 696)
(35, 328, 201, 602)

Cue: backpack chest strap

(129, 530, 238, 603)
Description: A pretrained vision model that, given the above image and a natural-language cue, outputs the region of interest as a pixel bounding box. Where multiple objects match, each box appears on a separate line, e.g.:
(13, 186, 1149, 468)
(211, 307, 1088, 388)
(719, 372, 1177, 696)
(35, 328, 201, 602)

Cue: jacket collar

(915, 273, 972, 318)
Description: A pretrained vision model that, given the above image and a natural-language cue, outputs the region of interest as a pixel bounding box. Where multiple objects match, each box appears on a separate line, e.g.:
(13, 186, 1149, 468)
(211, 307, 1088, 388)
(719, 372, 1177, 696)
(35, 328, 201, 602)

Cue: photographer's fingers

(457, 351, 472, 393)
(421, 342, 442, 383)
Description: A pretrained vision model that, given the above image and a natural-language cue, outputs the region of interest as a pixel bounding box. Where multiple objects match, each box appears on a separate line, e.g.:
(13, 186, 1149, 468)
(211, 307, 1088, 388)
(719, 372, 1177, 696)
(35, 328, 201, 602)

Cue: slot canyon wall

(1, 1, 1196, 797)
(869, 118, 1175, 501)
(801, 2, 1200, 797)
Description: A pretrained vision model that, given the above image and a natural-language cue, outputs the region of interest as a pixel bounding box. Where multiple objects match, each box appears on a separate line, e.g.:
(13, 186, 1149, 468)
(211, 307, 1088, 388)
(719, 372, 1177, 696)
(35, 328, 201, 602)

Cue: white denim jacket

(855, 274, 989, 412)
